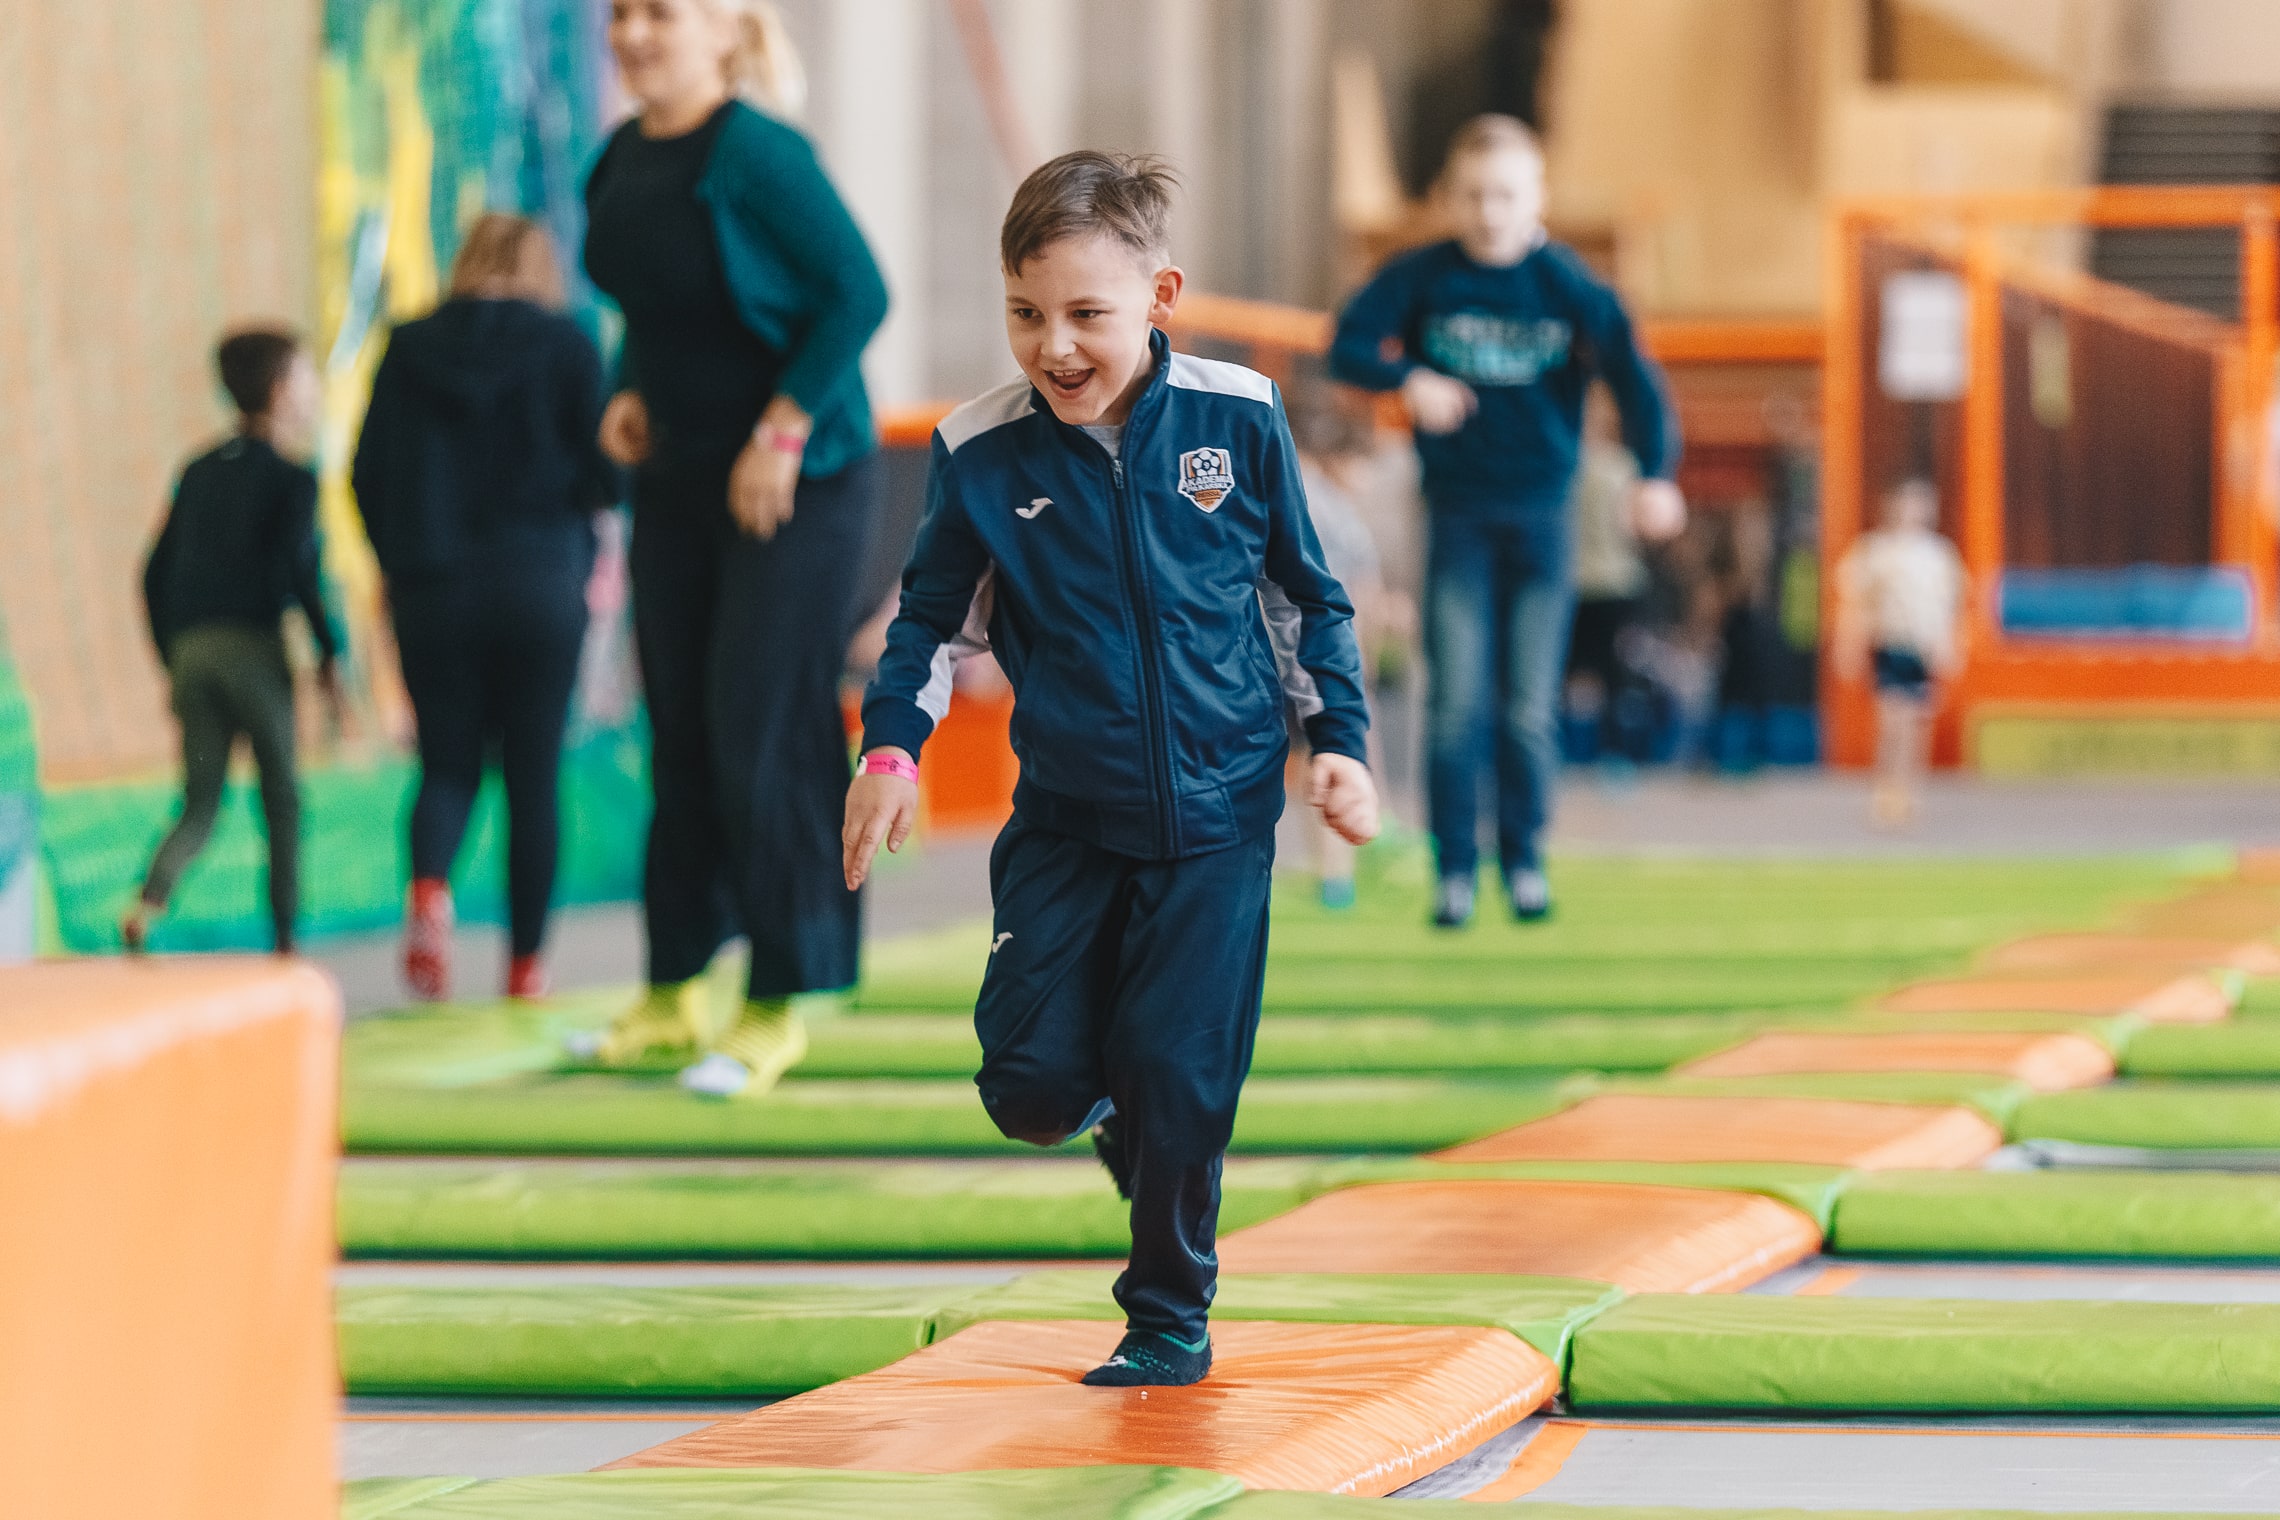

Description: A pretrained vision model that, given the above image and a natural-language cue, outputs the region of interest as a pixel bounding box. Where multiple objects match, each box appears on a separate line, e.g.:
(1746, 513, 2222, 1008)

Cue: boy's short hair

(1001, 150, 1178, 274)
(1442, 113, 1544, 171)
(215, 327, 303, 418)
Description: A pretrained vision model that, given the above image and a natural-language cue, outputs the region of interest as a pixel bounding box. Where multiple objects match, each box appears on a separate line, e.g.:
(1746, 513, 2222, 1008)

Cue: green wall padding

(2122, 1021, 2280, 1077)
(932, 1270, 1624, 1364)
(1831, 1170, 2280, 1258)
(341, 1467, 1242, 1520)
(42, 726, 647, 952)
(339, 1283, 960, 1396)
(1566, 1294, 2280, 1412)
(339, 1158, 1318, 1258)
(343, 1073, 1568, 1156)
(1320, 1158, 1855, 1231)
(2013, 1082, 2280, 1149)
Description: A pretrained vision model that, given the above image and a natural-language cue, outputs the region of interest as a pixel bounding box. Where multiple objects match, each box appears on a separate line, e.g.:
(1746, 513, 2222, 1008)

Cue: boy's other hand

(843, 750, 919, 890)
(599, 391, 652, 467)
(1400, 369, 1477, 436)
(1309, 753, 1380, 847)
(1630, 479, 1687, 542)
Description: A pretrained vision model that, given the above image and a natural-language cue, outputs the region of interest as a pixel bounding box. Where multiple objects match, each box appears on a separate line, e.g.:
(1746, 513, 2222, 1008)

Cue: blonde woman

(353, 214, 617, 1001)
(571, 0, 889, 1095)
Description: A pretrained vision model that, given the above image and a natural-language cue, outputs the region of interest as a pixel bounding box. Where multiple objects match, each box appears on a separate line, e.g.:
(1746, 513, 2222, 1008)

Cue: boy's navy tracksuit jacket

(862, 330, 1368, 1342)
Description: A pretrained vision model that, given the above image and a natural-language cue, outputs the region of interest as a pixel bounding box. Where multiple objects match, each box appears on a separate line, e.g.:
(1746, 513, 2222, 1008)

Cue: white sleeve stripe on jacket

(1165, 351, 1275, 407)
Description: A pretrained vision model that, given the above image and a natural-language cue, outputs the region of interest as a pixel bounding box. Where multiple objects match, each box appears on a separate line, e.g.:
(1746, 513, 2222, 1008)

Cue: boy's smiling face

(1004, 233, 1184, 427)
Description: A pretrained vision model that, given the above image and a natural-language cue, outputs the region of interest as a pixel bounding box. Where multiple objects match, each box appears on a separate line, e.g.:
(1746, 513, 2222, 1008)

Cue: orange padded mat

(2125, 889, 2280, 939)
(1215, 1179, 1818, 1292)
(613, 1317, 1555, 1495)
(1679, 1030, 2114, 1091)
(1977, 933, 2280, 976)
(0, 958, 340, 1520)
(1872, 973, 2231, 1023)
(1433, 1093, 2003, 1170)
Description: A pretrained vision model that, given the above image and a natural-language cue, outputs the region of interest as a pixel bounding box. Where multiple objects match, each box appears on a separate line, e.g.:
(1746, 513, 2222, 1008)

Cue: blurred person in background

(1289, 395, 1413, 908)
(1330, 114, 1682, 928)
(124, 329, 344, 956)
(1834, 478, 1965, 829)
(353, 213, 617, 1003)
(1710, 503, 1783, 773)
(567, 0, 888, 1097)
(1564, 387, 1654, 768)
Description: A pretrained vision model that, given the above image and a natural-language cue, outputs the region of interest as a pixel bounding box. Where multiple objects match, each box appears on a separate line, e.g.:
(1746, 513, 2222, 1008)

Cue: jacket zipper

(1102, 445, 1178, 857)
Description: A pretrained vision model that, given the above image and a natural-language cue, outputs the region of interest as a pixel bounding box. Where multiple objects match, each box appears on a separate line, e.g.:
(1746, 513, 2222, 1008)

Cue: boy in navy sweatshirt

(126, 328, 344, 955)
(846, 151, 1377, 1388)
(1331, 114, 1683, 927)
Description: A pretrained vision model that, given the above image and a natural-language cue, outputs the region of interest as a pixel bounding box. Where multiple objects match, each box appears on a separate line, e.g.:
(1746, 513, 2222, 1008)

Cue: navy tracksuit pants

(974, 818, 1275, 1345)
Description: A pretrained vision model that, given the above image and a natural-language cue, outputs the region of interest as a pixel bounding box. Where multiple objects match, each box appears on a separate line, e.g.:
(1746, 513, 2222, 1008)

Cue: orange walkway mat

(1679, 1030, 2114, 1091)
(1977, 933, 2280, 976)
(612, 1318, 1555, 1496)
(2125, 889, 2280, 939)
(1433, 1093, 2003, 1170)
(0, 958, 340, 1520)
(1872, 972, 2231, 1023)
(1216, 1178, 1818, 1292)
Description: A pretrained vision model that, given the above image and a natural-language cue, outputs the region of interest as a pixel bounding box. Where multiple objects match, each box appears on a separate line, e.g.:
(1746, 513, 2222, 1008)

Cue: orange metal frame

(1823, 186, 2280, 768)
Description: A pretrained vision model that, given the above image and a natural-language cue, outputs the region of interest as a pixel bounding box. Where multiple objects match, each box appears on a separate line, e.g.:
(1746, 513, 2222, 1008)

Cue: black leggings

(630, 453, 881, 999)
(394, 569, 588, 958)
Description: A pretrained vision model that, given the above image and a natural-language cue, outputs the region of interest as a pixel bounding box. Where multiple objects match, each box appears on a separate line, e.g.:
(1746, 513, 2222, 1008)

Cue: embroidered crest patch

(1177, 447, 1236, 512)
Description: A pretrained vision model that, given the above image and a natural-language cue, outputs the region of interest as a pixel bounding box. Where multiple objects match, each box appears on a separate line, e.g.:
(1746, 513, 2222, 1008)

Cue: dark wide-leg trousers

(629, 453, 880, 999)
(974, 818, 1276, 1345)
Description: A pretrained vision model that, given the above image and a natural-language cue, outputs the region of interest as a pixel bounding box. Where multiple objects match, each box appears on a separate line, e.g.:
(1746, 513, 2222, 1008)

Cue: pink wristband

(861, 752, 919, 783)
(758, 425, 808, 456)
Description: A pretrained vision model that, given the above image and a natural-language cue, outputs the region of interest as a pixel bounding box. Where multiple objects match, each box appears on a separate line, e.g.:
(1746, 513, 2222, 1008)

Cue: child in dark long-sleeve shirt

(1331, 114, 1683, 926)
(125, 328, 343, 954)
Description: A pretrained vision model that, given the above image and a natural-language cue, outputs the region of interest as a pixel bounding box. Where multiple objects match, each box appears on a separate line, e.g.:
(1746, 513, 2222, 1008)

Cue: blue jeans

(1424, 515, 1574, 879)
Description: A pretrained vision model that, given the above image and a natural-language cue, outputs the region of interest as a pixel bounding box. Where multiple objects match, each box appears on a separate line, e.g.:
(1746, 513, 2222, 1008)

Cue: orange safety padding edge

(613, 1318, 1557, 1497)
(1678, 1030, 2115, 1092)
(1217, 1179, 1820, 1294)
(1433, 1093, 2003, 1171)
(0, 957, 340, 1520)
(1977, 933, 2280, 977)
(1873, 973, 2232, 1023)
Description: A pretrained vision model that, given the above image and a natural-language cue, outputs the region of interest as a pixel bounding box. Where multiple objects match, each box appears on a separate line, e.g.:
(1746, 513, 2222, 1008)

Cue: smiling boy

(844, 151, 1376, 1387)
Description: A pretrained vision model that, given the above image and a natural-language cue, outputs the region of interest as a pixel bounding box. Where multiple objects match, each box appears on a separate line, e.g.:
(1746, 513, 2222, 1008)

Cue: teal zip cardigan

(587, 100, 889, 479)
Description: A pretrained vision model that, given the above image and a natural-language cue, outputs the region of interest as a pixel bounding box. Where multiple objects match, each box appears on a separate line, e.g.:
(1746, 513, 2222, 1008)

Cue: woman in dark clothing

(565, 0, 888, 1098)
(353, 214, 618, 1001)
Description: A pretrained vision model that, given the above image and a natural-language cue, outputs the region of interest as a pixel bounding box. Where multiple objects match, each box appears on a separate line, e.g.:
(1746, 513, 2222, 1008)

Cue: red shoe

(403, 878, 454, 1000)
(507, 954, 549, 1001)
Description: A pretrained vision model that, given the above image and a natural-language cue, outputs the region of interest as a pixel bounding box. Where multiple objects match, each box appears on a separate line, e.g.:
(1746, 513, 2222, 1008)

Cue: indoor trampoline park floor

(325, 786, 2280, 1517)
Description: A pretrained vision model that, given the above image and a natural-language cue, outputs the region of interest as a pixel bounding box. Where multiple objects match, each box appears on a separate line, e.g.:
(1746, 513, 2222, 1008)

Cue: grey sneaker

(1508, 867, 1552, 922)
(1433, 874, 1476, 928)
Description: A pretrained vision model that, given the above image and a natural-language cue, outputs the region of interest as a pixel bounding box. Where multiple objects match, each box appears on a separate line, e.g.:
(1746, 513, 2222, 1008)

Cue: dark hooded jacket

(352, 297, 618, 584)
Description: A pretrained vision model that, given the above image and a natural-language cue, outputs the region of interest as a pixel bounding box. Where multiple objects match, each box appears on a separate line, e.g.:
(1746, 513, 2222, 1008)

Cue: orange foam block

(0, 958, 340, 1520)
(1873, 972, 2231, 1023)
(614, 1318, 1556, 1496)
(1679, 1030, 2115, 1091)
(1217, 1179, 1818, 1293)
(1977, 933, 2280, 977)
(2126, 889, 2280, 939)
(1433, 1093, 2003, 1170)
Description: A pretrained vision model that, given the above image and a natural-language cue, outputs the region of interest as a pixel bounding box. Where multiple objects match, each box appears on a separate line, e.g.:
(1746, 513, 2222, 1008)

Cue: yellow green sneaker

(678, 998, 807, 1099)
(563, 980, 707, 1066)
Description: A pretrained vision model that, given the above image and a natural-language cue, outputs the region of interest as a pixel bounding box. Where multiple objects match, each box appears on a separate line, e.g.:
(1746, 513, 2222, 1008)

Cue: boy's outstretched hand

(1310, 753, 1380, 847)
(843, 749, 919, 890)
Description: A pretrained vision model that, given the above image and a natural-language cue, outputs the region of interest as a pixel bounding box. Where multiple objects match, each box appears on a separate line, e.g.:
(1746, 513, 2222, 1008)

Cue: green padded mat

(1211, 1503, 2229, 1520)
(2121, 1021, 2280, 1077)
(1830, 1170, 2280, 1258)
(339, 1158, 1318, 1258)
(1565, 1294, 2280, 1412)
(343, 1074, 1568, 1155)
(342, 1467, 1241, 1520)
(1316, 1158, 1854, 1231)
(2013, 1082, 2280, 1149)
(931, 1269, 1624, 1363)
(339, 1282, 961, 1395)
(344, 999, 1780, 1084)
